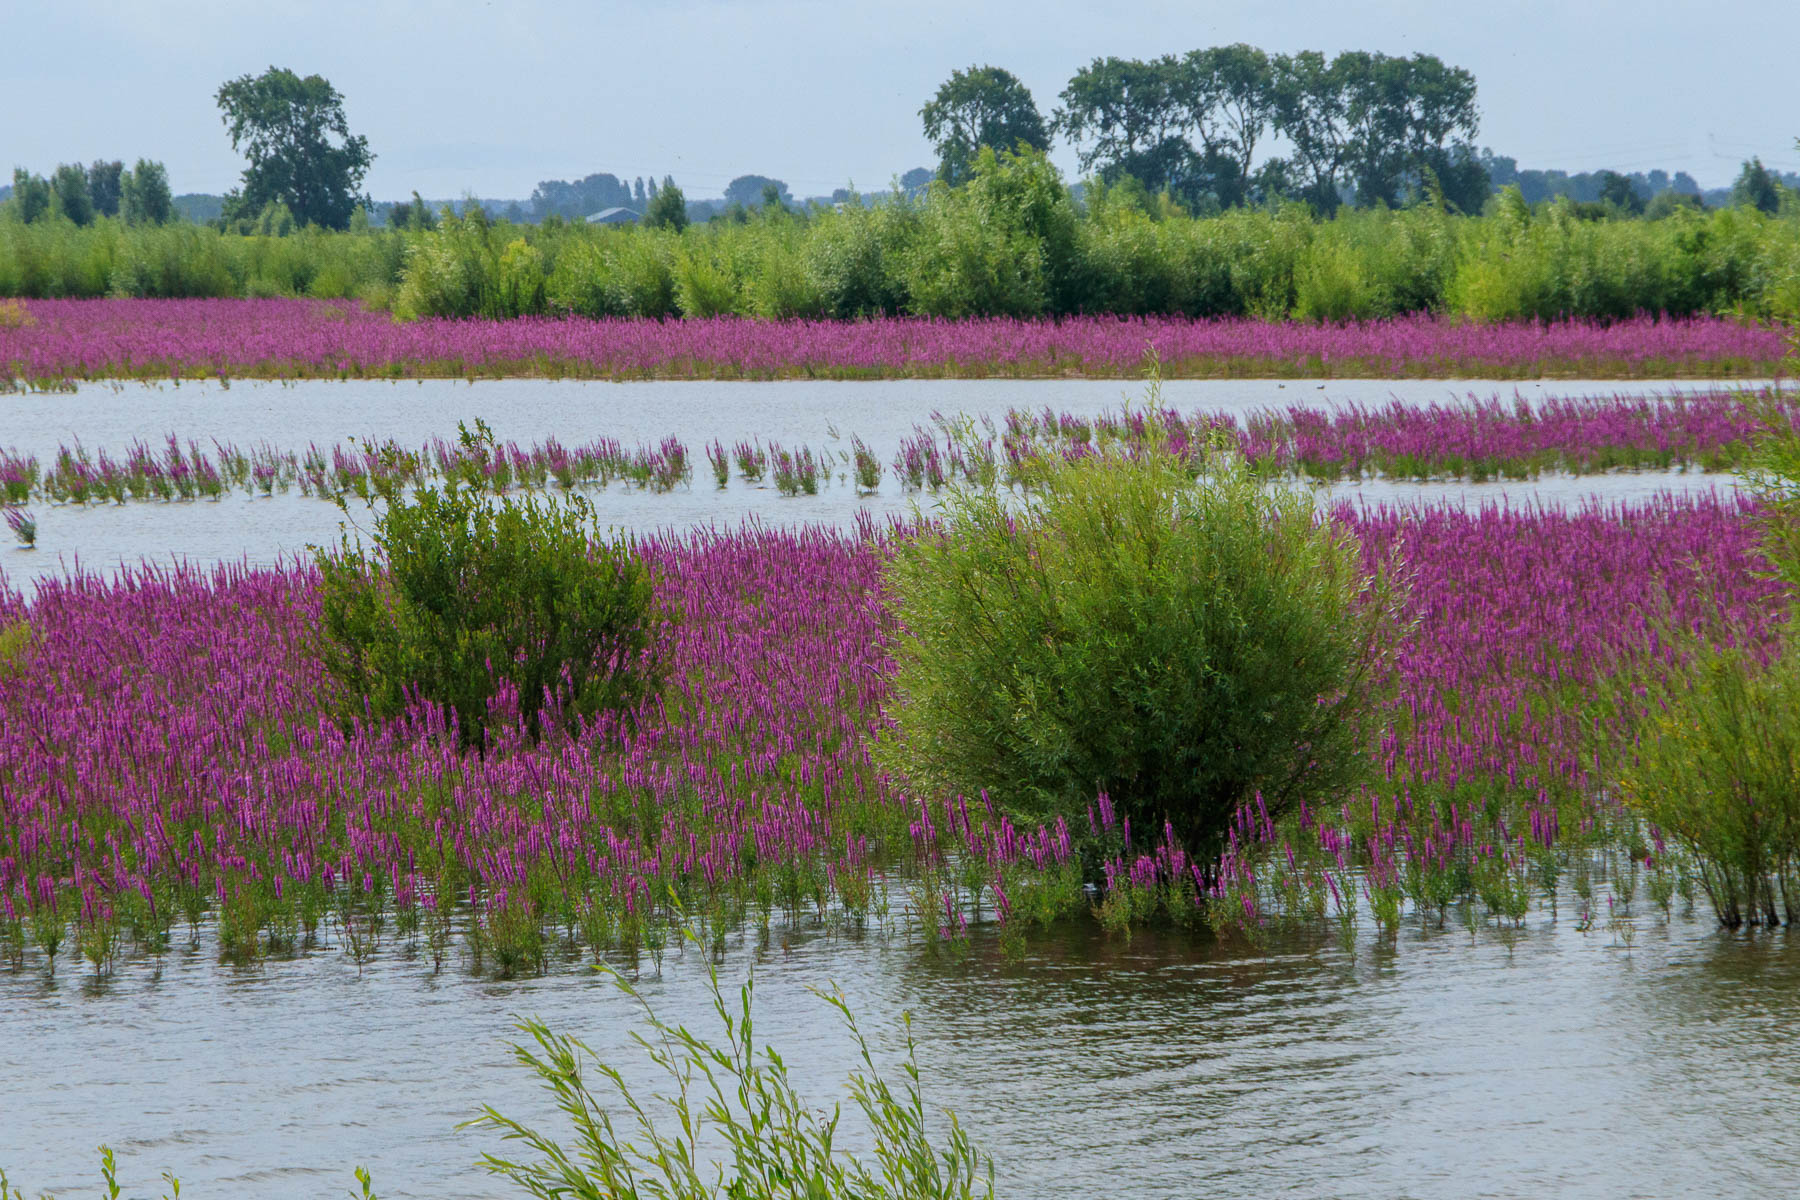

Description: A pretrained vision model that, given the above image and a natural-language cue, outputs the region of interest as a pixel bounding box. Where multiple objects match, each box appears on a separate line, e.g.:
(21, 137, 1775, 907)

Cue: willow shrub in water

(879, 421, 1403, 861)
(1612, 638, 1800, 928)
(315, 440, 663, 750)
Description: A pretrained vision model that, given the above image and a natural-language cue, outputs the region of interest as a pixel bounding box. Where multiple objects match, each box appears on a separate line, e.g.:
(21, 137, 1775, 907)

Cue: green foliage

(724, 174, 791, 209)
(903, 147, 1078, 317)
(1732, 157, 1782, 216)
(313, 424, 665, 750)
(1603, 399, 1800, 929)
(1611, 638, 1800, 929)
(5, 179, 1800, 321)
(645, 179, 689, 231)
(877, 407, 1401, 857)
(216, 66, 374, 230)
(119, 160, 173, 226)
(8, 170, 50, 224)
(86, 160, 124, 218)
(0, 620, 33, 680)
(921, 65, 1050, 185)
(1746, 386, 1800, 587)
(49, 164, 94, 227)
(464, 945, 995, 1200)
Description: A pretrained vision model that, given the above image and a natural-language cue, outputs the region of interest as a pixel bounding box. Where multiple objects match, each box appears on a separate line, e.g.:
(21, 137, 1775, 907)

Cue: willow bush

(1604, 380, 1800, 929)
(877, 416, 1404, 859)
(313, 428, 664, 751)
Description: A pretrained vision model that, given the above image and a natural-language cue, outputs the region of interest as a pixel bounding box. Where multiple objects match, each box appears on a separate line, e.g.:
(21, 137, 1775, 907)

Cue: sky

(10, 0, 1800, 201)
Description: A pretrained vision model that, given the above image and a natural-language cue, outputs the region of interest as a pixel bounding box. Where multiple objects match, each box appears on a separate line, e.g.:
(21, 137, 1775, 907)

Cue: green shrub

(1745, 384, 1800, 585)
(314, 426, 665, 750)
(877, 411, 1402, 858)
(1613, 638, 1800, 928)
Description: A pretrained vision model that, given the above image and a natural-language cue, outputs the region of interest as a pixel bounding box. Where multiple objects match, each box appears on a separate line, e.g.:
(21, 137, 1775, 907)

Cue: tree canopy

(216, 66, 373, 230)
(920, 65, 1050, 184)
(645, 177, 688, 230)
(1732, 157, 1781, 214)
(1057, 46, 1480, 213)
(119, 160, 174, 225)
(724, 175, 792, 209)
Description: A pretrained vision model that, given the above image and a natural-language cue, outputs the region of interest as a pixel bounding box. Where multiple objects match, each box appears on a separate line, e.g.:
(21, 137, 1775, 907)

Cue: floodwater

(2, 378, 1794, 1198)
(1, 903, 1796, 1199)
(0, 377, 1759, 594)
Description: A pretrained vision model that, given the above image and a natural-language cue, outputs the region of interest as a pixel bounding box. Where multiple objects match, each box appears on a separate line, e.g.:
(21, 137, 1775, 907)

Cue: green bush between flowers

(314, 428, 665, 751)
(877, 412, 1404, 859)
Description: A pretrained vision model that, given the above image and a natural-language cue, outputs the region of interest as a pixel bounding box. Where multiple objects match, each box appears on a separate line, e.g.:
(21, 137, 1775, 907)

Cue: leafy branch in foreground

(464, 939, 995, 1200)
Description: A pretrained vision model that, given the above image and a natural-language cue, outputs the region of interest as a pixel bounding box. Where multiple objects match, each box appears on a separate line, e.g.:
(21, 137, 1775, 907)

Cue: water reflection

(1, 906, 1796, 1198)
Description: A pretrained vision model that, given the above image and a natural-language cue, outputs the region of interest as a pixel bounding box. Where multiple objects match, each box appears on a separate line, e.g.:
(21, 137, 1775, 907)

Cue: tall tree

(50, 163, 94, 225)
(1268, 50, 1477, 212)
(1179, 44, 1273, 205)
(921, 65, 1050, 184)
(1597, 170, 1645, 215)
(1732, 158, 1781, 214)
(86, 160, 124, 218)
(1055, 55, 1191, 192)
(1268, 51, 1352, 211)
(645, 178, 687, 230)
(8, 169, 51, 223)
(724, 174, 791, 208)
(215, 67, 373, 230)
(119, 160, 174, 225)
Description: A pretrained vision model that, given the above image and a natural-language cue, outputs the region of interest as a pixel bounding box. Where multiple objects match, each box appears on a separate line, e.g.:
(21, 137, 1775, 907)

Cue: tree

(215, 66, 373, 230)
(1597, 170, 1645, 215)
(1418, 144, 1490, 214)
(119, 160, 173, 225)
(8, 169, 51, 223)
(1056, 55, 1192, 193)
(1731, 158, 1781, 214)
(724, 174, 790, 209)
(921, 65, 1050, 185)
(898, 166, 933, 195)
(390, 191, 438, 230)
(1268, 51, 1351, 212)
(1179, 44, 1273, 206)
(86, 161, 123, 218)
(1268, 50, 1478, 212)
(50, 163, 94, 225)
(645, 178, 687, 230)
(1337, 52, 1477, 208)
(529, 172, 631, 220)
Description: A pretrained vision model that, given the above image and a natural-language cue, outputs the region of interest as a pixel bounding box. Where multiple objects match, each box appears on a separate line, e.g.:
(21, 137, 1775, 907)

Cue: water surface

(1, 906, 1795, 1199)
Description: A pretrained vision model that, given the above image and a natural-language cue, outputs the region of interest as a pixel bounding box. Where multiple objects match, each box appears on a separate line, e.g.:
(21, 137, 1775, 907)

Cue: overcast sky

(12, 0, 1799, 200)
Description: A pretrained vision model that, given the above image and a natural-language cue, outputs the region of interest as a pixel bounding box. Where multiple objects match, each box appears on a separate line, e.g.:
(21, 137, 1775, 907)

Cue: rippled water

(2, 378, 1793, 1197)
(2, 903, 1796, 1199)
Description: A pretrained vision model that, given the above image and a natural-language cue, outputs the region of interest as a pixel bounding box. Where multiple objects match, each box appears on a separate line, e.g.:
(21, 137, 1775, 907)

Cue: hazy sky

(12, 0, 1799, 200)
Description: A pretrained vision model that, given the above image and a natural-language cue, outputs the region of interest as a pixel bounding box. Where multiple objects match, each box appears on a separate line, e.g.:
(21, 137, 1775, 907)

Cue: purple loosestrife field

(0, 299, 1788, 385)
(4, 390, 1793, 513)
(0, 494, 1781, 975)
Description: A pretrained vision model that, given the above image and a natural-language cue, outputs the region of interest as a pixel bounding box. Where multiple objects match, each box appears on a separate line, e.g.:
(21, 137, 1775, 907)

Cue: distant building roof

(586, 207, 641, 224)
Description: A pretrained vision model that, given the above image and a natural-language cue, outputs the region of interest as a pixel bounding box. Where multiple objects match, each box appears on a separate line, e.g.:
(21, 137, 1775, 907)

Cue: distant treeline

(5, 148, 1800, 323)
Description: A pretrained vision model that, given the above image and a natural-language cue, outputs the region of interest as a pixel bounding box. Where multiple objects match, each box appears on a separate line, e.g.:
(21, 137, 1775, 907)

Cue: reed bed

(0, 299, 1788, 386)
(0, 492, 1781, 977)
